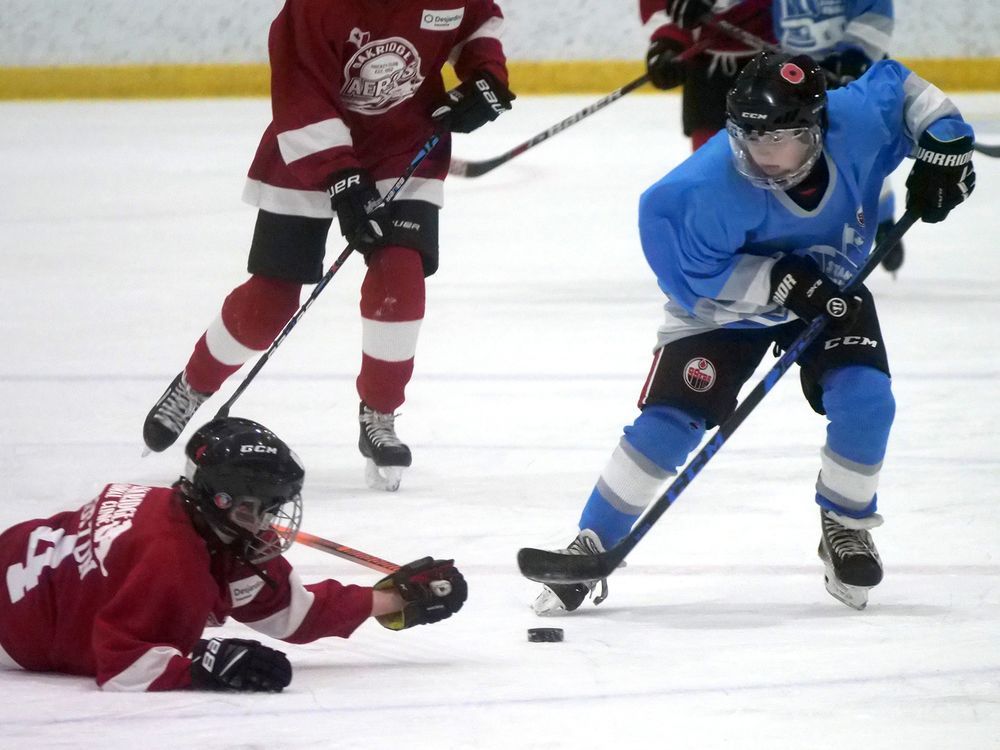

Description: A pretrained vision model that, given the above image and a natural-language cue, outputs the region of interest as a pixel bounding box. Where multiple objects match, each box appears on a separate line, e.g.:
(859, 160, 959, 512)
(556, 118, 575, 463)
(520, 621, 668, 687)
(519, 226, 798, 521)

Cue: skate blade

(364, 461, 404, 492)
(823, 566, 870, 610)
(531, 587, 571, 617)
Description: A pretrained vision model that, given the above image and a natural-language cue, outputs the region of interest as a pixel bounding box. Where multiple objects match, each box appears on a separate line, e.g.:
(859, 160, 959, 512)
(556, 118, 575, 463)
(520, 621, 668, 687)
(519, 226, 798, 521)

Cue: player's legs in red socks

(185, 275, 302, 394)
(357, 245, 426, 413)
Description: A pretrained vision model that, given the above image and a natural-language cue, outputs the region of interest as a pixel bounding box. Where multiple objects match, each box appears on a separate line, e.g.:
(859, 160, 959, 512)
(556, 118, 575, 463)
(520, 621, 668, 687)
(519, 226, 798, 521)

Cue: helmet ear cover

(181, 417, 304, 563)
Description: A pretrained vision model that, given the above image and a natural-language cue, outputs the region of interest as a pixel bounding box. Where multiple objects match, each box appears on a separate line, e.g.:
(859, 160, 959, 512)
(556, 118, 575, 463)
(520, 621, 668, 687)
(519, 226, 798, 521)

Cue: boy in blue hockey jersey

(532, 51, 974, 613)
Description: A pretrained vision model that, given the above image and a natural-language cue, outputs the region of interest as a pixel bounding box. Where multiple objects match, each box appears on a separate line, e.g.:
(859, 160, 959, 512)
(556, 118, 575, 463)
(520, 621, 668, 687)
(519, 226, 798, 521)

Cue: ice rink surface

(1, 90, 998, 749)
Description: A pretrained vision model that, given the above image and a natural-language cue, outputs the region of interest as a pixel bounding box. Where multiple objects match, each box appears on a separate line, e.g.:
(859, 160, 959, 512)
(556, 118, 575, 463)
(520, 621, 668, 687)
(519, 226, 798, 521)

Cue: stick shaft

(278, 526, 399, 574)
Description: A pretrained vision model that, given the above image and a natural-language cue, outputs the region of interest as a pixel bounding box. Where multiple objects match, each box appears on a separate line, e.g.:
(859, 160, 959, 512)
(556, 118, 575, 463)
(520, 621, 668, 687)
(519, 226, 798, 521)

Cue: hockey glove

(190, 637, 292, 692)
(905, 130, 976, 223)
(328, 168, 389, 252)
(373, 557, 468, 630)
(646, 38, 688, 90)
(666, 0, 713, 29)
(819, 48, 872, 88)
(770, 255, 861, 332)
(432, 71, 514, 134)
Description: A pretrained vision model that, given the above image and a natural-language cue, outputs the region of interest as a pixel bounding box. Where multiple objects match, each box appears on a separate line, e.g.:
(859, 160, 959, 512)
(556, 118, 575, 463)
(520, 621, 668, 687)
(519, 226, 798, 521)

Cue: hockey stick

(448, 35, 719, 179)
(973, 142, 1000, 158)
(281, 527, 455, 596)
(517, 210, 919, 584)
(214, 133, 441, 420)
(276, 526, 399, 573)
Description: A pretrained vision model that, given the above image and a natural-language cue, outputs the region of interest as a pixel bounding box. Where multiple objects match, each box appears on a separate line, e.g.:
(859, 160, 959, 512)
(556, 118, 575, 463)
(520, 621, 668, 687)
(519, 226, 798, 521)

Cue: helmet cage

(726, 122, 824, 190)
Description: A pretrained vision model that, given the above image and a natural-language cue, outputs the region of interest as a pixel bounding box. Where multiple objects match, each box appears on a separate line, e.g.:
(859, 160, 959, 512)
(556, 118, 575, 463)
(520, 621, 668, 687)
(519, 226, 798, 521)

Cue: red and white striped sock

(356, 246, 426, 413)
(184, 275, 301, 394)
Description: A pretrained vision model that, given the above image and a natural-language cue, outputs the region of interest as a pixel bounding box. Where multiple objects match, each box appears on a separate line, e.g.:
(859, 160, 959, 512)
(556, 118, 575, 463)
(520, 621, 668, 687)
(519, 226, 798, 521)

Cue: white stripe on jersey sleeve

(448, 16, 505, 66)
(242, 569, 315, 640)
(277, 118, 353, 165)
(101, 646, 182, 692)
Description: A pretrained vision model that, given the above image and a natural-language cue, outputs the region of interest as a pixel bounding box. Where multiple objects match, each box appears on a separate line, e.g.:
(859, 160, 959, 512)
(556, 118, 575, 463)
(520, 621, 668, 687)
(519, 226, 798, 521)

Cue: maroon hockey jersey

(243, 0, 509, 218)
(0, 484, 373, 691)
(640, 0, 774, 57)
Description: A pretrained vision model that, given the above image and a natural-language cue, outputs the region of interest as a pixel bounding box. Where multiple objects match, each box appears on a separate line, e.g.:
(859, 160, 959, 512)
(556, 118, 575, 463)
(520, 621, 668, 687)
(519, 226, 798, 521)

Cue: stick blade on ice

(516, 546, 617, 584)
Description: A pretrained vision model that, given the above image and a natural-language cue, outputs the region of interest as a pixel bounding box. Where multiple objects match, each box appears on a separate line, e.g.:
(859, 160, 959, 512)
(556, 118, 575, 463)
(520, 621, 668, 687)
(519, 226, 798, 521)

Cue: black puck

(527, 627, 564, 642)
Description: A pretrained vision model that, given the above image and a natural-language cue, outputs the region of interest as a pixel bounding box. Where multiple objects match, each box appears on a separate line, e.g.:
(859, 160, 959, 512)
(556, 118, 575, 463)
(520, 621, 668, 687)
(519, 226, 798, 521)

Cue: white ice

(1, 92, 998, 749)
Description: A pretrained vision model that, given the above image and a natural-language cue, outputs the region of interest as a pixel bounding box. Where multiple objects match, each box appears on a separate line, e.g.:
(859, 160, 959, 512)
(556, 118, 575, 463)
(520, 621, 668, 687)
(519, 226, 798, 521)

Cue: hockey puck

(527, 628, 564, 643)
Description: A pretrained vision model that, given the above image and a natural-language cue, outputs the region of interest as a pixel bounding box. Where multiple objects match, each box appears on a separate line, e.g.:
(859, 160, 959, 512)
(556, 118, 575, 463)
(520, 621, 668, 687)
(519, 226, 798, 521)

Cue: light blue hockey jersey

(638, 60, 973, 338)
(773, 0, 894, 60)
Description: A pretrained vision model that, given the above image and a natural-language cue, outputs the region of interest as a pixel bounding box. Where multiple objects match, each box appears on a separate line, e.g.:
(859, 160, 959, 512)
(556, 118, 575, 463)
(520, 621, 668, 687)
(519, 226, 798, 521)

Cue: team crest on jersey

(341, 30, 425, 115)
(683, 358, 716, 392)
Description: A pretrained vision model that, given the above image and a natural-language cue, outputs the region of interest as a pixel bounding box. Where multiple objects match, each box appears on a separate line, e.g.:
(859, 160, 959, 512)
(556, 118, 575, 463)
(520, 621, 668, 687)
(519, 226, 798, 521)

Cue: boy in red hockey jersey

(142, 0, 514, 492)
(0, 418, 467, 691)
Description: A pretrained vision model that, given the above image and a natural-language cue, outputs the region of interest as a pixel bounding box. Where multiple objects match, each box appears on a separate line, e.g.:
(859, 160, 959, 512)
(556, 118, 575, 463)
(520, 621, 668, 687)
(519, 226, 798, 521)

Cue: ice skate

(359, 401, 412, 492)
(143, 372, 213, 453)
(818, 508, 884, 610)
(532, 529, 609, 616)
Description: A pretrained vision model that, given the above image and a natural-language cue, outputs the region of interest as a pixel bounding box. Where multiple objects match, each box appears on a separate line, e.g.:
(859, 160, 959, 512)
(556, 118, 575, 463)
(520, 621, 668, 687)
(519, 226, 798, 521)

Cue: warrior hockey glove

(819, 48, 872, 88)
(328, 168, 389, 252)
(190, 637, 292, 692)
(432, 71, 514, 134)
(906, 130, 976, 223)
(666, 0, 714, 29)
(646, 38, 687, 90)
(373, 557, 468, 631)
(769, 255, 862, 332)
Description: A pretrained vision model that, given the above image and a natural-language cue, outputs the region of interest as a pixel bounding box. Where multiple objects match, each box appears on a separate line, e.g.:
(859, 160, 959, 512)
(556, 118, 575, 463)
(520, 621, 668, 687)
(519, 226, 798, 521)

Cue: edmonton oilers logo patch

(684, 358, 716, 392)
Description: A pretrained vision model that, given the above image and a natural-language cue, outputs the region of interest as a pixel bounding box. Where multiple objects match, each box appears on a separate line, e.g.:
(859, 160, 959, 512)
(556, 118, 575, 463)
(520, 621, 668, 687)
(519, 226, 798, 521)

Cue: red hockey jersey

(0, 484, 373, 691)
(243, 0, 509, 218)
(640, 0, 774, 58)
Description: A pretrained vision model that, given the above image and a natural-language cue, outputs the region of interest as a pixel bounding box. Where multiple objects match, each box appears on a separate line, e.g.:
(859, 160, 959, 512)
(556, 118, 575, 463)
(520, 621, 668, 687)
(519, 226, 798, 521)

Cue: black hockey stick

(973, 142, 1000, 158)
(517, 211, 918, 584)
(449, 35, 719, 179)
(214, 133, 441, 420)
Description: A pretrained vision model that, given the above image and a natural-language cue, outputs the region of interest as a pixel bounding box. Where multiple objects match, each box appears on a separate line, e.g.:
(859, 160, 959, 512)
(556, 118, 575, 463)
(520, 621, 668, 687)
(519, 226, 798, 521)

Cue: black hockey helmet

(180, 417, 304, 563)
(725, 51, 828, 189)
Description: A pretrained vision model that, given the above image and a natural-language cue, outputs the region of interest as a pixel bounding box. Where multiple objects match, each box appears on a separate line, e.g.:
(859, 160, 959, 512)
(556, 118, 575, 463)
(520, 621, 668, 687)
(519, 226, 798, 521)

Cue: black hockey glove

(905, 130, 976, 223)
(373, 557, 468, 631)
(646, 38, 688, 90)
(819, 48, 872, 88)
(666, 0, 714, 29)
(328, 168, 389, 252)
(770, 255, 861, 332)
(432, 71, 514, 134)
(190, 637, 292, 692)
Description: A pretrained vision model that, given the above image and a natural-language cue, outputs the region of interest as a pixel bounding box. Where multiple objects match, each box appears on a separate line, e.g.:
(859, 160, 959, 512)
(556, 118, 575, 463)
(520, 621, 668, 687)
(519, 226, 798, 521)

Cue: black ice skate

(818, 508, 884, 610)
(359, 401, 412, 492)
(142, 372, 213, 453)
(877, 220, 905, 276)
(532, 529, 609, 616)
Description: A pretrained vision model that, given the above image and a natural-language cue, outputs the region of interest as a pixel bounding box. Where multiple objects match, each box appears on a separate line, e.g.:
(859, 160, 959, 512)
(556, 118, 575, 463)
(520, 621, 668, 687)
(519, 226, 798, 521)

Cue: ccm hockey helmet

(725, 51, 828, 189)
(181, 417, 304, 563)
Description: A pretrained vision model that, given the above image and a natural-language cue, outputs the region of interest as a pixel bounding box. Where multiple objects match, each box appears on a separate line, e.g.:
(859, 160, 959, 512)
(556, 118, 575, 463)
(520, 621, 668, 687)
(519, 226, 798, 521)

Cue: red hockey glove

(328, 168, 389, 252)
(373, 557, 468, 630)
(190, 637, 292, 692)
(646, 38, 688, 90)
(432, 71, 514, 134)
(769, 255, 861, 332)
(905, 130, 976, 224)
